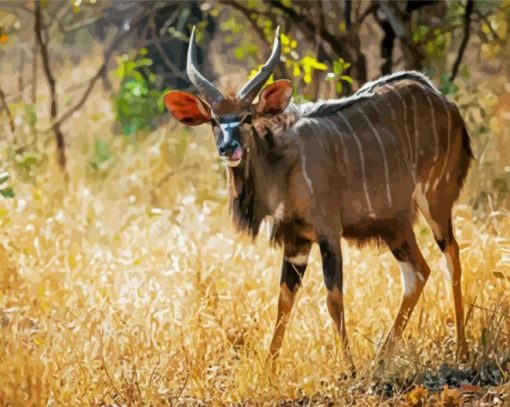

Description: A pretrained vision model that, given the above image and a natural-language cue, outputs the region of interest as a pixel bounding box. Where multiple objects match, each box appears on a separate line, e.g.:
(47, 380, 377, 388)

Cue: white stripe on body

(410, 93, 420, 179)
(310, 119, 333, 171)
(415, 84, 440, 192)
(417, 84, 440, 162)
(387, 84, 417, 184)
(296, 137, 314, 196)
(387, 102, 413, 177)
(368, 101, 398, 145)
(368, 100, 405, 180)
(308, 120, 345, 191)
(337, 112, 376, 218)
(356, 107, 393, 208)
(434, 98, 451, 190)
(322, 118, 352, 190)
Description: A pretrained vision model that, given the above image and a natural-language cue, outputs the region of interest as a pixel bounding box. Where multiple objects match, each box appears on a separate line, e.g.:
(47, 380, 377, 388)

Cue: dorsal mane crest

(295, 71, 439, 120)
(298, 92, 375, 118)
(356, 70, 439, 94)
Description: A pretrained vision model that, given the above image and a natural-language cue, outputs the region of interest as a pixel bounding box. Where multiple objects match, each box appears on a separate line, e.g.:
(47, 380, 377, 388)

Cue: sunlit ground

(0, 73, 509, 405)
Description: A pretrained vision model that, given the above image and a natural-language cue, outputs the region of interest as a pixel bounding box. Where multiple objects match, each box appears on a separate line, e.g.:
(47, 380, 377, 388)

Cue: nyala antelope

(164, 27, 472, 364)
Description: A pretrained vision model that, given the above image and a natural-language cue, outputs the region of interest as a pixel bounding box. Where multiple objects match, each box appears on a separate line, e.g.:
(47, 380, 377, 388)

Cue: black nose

(219, 140, 240, 157)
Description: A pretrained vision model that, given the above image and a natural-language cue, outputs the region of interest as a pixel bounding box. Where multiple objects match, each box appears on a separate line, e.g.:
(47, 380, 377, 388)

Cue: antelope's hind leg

(269, 237, 312, 359)
(416, 197, 468, 359)
(380, 220, 431, 353)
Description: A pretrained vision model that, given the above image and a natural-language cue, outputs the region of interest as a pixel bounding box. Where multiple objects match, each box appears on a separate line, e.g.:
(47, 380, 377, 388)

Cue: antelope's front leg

(319, 239, 354, 369)
(269, 237, 311, 359)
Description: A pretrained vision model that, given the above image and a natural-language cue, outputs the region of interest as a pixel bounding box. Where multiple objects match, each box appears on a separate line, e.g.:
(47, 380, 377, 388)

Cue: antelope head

(164, 26, 293, 168)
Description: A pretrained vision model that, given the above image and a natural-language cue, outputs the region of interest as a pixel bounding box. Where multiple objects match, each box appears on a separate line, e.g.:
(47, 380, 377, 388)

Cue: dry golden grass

(0, 71, 509, 405)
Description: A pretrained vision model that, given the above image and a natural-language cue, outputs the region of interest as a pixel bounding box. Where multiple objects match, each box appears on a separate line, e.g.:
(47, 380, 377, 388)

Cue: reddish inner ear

(256, 80, 293, 114)
(163, 91, 210, 126)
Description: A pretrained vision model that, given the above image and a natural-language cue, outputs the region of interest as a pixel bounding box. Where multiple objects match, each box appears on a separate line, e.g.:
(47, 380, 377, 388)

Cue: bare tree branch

(51, 9, 149, 130)
(0, 88, 15, 133)
(450, 0, 474, 82)
(351, 1, 377, 30)
(345, 0, 352, 30)
(149, 16, 185, 78)
(473, 9, 506, 46)
(266, 0, 372, 84)
(18, 3, 35, 15)
(31, 38, 38, 106)
(35, 0, 67, 173)
(219, 1, 271, 53)
(18, 52, 25, 99)
(55, 15, 103, 34)
(267, 0, 341, 60)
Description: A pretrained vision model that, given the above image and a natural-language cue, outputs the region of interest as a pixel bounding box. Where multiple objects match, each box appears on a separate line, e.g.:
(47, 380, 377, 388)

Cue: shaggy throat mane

(228, 162, 264, 239)
(227, 110, 300, 240)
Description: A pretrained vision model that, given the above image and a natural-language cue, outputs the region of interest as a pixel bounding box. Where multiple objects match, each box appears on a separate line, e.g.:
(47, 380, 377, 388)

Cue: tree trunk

(35, 0, 67, 175)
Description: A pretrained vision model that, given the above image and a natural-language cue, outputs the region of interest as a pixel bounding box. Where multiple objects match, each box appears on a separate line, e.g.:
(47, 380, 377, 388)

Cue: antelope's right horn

(237, 26, 282, 103)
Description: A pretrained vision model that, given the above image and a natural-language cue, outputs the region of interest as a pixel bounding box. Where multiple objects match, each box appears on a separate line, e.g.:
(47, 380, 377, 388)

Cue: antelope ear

(163, 91, 211, 126)
(255, 80, 293, 115)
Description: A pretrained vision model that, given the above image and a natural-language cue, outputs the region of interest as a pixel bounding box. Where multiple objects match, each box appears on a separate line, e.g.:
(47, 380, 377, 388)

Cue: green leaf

(0, 187, 14, 198)
(26, 106, 37, 125)
(0, 172, 9, 185)
(94, 140, 110, 163)
(15, 151, 39, 167)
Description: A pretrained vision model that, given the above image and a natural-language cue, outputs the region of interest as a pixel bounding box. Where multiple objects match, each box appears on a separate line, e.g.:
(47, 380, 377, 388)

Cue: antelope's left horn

(237, 26, 282, 103)
(187, 26, 224, 104)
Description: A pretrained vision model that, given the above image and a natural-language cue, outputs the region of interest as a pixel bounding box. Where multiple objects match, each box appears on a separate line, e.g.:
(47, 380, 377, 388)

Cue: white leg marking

(443, 252, 455, 280)
(400, 261, 418, 297)
(273, 202, 285, 221)
(286, 253, 309, 266)
(434, 98, 451, 190)
(337, 112, 375, 217)
(356, 107, 393, 207)
(387, 84, 416, 184)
